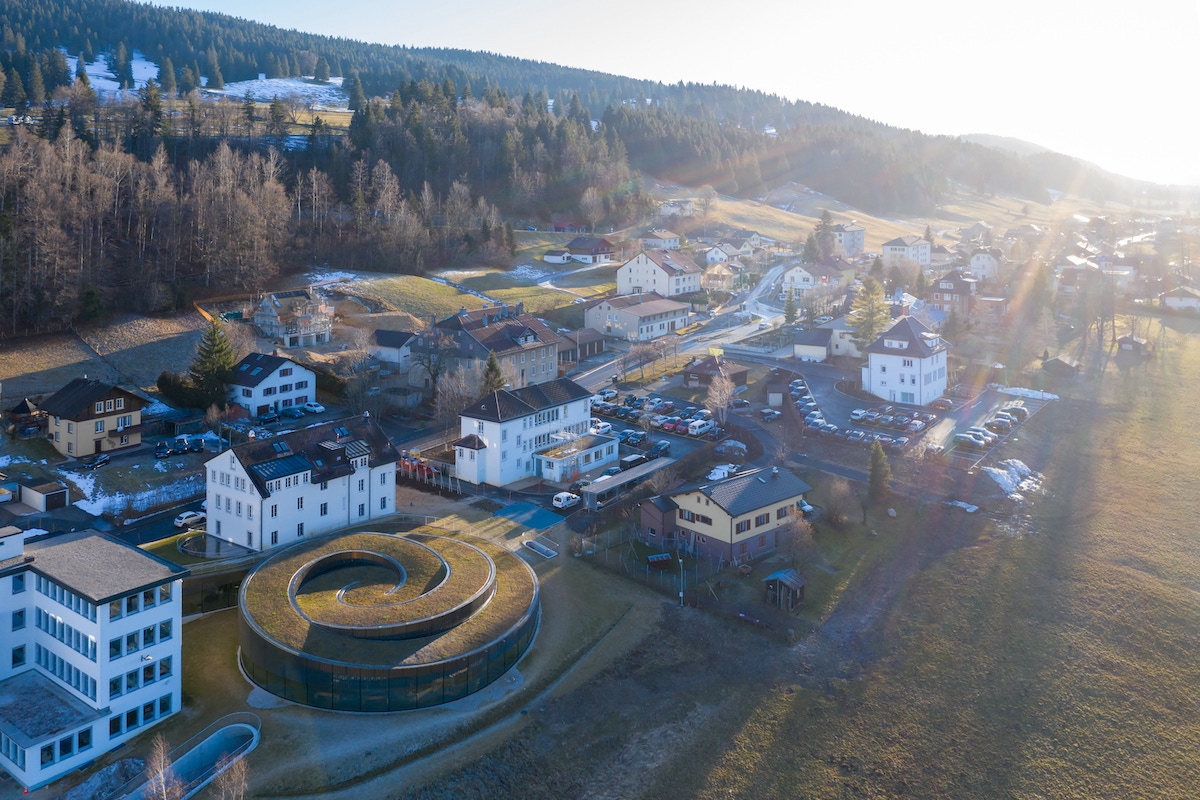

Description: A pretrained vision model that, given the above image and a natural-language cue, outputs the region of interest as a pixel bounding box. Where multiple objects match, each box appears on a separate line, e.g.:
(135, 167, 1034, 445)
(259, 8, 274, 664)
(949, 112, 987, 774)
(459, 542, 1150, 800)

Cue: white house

(1160, 285, 1200, 311)
(584, 293, 690, 341)
(616, 250, 702, 297)
(704, 246, 730, 265)
(780, 263, 819, 296)
(251, 289, 333, 348)
(452, 378, 613, 488)
(369, 330, 415, 366)
(635, 228, 681, 250)
(229, 353, 317, 418)
(542, 249, 571, 264)
(860, 316, 949, 406)
(832, 222, 866, 257)
(657, 199, 695, 218)
(204, 415, 399, 553)
(0, 528, 185, 792)
(969, 247, 1005, 283)
(882, 236, 931, 268)
(819, 315, 864, 359)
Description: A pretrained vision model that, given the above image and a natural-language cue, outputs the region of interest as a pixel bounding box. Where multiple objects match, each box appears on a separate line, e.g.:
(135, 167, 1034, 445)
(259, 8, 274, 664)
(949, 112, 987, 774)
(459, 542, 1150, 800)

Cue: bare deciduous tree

(214, 753, 249, 800)
(824, 477, 853, 528)
(706, 374, 736, 426)
(145, 734, 184, 800)
(780, 515, 817, 570)
(436, 363, 483, 436)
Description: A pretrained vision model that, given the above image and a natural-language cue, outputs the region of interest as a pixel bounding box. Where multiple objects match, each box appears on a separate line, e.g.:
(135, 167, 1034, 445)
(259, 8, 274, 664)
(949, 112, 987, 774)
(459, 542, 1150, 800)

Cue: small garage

(21, 481, 69, 511)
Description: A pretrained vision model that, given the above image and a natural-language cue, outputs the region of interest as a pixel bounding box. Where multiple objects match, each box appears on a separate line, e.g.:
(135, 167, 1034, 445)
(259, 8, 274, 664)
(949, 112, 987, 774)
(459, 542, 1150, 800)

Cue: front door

(889, 390, 896, 402)
(94, 439, 102, 454)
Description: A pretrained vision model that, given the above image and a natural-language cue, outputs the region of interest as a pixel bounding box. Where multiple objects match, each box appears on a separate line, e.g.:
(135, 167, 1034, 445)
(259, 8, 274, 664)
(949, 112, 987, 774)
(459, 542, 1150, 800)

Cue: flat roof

(18, 530, 187, 604)
(0, 670, 103, 748)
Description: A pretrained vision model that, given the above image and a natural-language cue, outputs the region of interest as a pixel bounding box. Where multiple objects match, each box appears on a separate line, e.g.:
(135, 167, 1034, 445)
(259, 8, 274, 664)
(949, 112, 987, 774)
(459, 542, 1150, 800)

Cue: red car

(658, 400, 675, 413)
(930, 398, 953, 411)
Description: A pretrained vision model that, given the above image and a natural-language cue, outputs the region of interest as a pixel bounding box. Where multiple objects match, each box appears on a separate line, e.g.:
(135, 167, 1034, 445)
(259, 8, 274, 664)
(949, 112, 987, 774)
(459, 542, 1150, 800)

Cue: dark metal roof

(863, 316, 949, 359)
(762, 568, 806, 591)
(37, 379, 143, 420)
(793, 328, 833, 347)
(460, 378, 592, 423)
(673, 467, 812, 517)
(229, 415, 399, 496)
(372, 329, 415, 348)
(0, 530, 187, 604)
(230, 352, 295, 388)
(452, 434, 488, 450)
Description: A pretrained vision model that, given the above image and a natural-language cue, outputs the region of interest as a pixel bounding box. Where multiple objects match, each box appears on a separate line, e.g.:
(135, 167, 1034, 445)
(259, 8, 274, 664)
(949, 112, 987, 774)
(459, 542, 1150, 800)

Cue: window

(320, 481, 328, 490)
(12, 645, 25, 667)
(67, 422, 73, 434)
(380, 497, 387, 510)
(735, 520, 751, 534)
(116, 397, 125, 410)
(242, 388, 252, 397)
(358, 479, 365, 492)
(297, 523, 304, 537)
(143, 626, 156, 646)
(110, 639, 123, 660)
(297, 497, 303, 510)
(358, 503, 366, 517)
(247, 531, 253, 547)
(94, 402, 103, 414)
(78, 728, 92, 751)
(280, 367, 292, 377)
(159, 694, 172, 716)
(158, 657, 172, 678)
(776, 507, 789, 520)
(902, 358, 914, 367)
(755, 513, 770, 527)
(381, 473, 387, 485)
(12, 574, 24, 594)
(270, 531, 278, 545)
(126, 594, 139, 614)
(295, 380, 308, 389)
(320, 502, 328, 517)
(271, 504, 278, 518)
(159, 620, 172, 641)
(758, 534, 766, 547)
(95, 420, 104, 433)
(110, 717, 122, 737)
(159, 583, 172, 603)
(105, 399, 114, 412)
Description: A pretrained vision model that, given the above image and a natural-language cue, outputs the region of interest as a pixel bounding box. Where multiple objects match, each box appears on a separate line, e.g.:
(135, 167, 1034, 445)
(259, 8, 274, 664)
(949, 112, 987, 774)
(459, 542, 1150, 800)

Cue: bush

(156, 371, 208, 410)
(305, 362, 348, 398)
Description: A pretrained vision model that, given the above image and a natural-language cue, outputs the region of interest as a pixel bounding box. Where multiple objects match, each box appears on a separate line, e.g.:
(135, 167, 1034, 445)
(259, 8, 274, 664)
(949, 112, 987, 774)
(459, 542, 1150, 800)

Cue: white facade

(859, 320, 949, 406)
(1160, 286, 1200, 311)
(704, 247, 729, 265)
(585, 295, 690, 341)
(230, 354, 317, 418)
(969, 249, 1004, 283)
(616, 252, 701, 297)
(882, 237, 931, 268)
(455, 395, 606, 488)
(204, 420, 398, 553)
(0, 531, 183, 792)
(833, 223, 866, 257)
(780, 264, 819, 295)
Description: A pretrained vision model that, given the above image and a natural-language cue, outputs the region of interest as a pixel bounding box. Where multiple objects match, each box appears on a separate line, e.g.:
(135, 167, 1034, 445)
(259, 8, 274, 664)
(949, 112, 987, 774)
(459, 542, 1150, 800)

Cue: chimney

(501, 302, 509, 318)
(248, 430, 256, 440)
(771, 467, 779, 477)
(516, 301, 525, 317)
(459, 307, 467, 317)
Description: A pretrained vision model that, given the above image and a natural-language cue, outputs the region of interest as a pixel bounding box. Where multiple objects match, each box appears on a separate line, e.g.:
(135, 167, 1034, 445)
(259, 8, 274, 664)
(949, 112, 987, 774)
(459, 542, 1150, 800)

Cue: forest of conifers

(0, 0, 1165, 337)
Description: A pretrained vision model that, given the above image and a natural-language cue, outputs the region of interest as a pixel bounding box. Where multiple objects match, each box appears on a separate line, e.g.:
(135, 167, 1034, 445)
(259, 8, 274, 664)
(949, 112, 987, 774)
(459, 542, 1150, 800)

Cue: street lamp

(678, 557, 684, 607)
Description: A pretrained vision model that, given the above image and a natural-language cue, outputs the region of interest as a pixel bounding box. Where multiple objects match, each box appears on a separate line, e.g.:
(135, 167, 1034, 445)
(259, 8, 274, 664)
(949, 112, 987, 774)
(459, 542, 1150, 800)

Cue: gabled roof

(684, 355, 749, 378)
(38, 379, 143, 420)
(230, 352, 297, 388)
(864, 316, 949, 359)
(7, 397, 38, 415)
(459, 377, 592, 423)
(452, 434, 488, 450)
(435, 306, 561, 354)
(883, 235, 929, 248)
(671, 467, 812, 517)
(592, 292, 690, 317)
(372, 329, 415, 349)
(638, 228, 678, 240)
(832, 222, 865, 233)
(566, 236, 615, 253)
(794, 328, 833, 347)
(226, 415, 399, 497)
(1161, 286, 1200, 299)
(635, 249, 701, 275)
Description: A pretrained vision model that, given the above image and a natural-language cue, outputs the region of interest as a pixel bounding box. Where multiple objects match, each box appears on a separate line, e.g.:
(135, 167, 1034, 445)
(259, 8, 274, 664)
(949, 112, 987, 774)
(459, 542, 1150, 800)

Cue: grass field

(354, 275, 478, 320)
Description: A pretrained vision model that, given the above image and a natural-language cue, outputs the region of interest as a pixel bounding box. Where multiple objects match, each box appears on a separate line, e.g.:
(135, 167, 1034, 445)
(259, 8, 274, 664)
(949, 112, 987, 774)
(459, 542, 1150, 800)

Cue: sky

(153, 0, 1200, 186)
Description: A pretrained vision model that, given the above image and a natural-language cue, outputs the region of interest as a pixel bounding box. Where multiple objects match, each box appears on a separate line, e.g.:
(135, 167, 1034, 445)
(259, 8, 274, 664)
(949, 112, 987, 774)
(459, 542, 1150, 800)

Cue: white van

(688, 419, 715, 437)
(552, 492, 580, 509)
(590, 420, 613, 435)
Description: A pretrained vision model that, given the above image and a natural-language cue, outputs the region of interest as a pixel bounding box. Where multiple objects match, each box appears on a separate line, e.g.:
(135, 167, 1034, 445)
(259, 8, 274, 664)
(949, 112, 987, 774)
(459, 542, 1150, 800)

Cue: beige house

(667, 467, 812, 562)
(38, 379, 147, 458)
(702, 262, 737, 291)
(584, 293, 690, 341)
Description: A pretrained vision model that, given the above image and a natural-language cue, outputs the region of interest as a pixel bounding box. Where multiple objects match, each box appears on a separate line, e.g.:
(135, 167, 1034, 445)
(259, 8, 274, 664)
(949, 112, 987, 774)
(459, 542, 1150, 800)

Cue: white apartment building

(584, 293, 691, 341)
(229, 352, 317, 418)
(453, 378, 611, 488)
(832, 222, 866, 257)
(860, 316, 949, 406)
(616, 250, 702, 297)
(204, 415, 399, 553)
(0, 528, 185, 792)
(882, 236, 931, 268)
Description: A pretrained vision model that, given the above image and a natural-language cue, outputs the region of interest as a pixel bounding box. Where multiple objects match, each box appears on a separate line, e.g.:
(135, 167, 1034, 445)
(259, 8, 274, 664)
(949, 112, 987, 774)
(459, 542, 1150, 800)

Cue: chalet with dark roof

(39, 379, 146, 458)
(860, 316, 949, 406)
(683, 355, 749, 387)
(565, 236, 616, 264)
(370, 329, 415, 365)
(410, 301, 562, 392)
(927, 269, 978, 318)
(665, 467, 813, 561)
(454, 377, 611, 487)
(203, 415, 399, 552)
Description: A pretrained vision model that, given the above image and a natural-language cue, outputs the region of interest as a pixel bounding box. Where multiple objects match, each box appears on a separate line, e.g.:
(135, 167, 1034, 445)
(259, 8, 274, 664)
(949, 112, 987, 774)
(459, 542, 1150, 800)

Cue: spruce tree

(188, 321, 237, 409)
(158, 57, 176, 95)
(346, 72, 366, 110)
(3, 68, 26, 109)
(848, 277, 892, 353)
(481, 351, 505, 394)
(784, 288, 797, 325)
(313, 57, 330, 83)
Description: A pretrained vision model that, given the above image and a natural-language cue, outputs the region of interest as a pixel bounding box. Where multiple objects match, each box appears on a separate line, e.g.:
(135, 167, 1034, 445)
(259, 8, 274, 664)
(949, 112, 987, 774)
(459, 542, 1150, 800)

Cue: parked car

(877, 414, 895, 428)
(552, 492, 580, 510)
(258, 411, 280, 425)
(820, 423, 839, 436)
(930, 398, 954, 411)
(660, 416, 683, 432)
(568, 479, 592, 493)
(966, 426, 998, 445)
(806, 418, 824, 430)
(863, 410, 880, 423)
(644, 398, 664, 412)
(730, 398, 751, 411)
(600, 388, 619, 401)
(154, 441, 171, 459)
(615, 429, 633, 443)
(615, 407, 632, 419)
(954, 432, 988, 449)
(907, 419, 927, 433)
(188, 437, 206, 453)
(303, 401, 326, 413)
(174, 510, 206, 529)
(601, 466, 623, 477)
(680, 407, 698, 419)
(627, 431, 648, 447)
(647, 441, 671, 458)
(620, 453, 649, 471)
(1001, 404, 1029, 421)
(281, 407, 305, 419)
(890, 436, 910, 453)
(893, 414, 912, 429)
(85, 453, 111, 470)
(658, 401, 675, 413)
(692, 409, 713, 421)
(846, 430, 866, 443)
(590, 420, 614, 435)
(984, 418, 1013, 433)
(688, 419, 715, 436)
(171, 436, 190, 455)
(850, 408, 867, 421)
(789, 378, 806, 389)
(759, 408, 782, 422)
(993, 410, 1019, 425)
(813, 315, 833, 324)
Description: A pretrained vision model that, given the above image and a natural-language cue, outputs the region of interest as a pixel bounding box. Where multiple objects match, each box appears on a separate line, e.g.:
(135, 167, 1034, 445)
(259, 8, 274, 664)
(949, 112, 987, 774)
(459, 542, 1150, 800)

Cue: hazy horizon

(147, 0, 1200, 187)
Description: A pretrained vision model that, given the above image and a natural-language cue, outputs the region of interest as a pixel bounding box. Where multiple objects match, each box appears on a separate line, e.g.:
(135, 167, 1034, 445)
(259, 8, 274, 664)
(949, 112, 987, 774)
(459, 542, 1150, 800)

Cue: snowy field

(64, 50, 347, 110)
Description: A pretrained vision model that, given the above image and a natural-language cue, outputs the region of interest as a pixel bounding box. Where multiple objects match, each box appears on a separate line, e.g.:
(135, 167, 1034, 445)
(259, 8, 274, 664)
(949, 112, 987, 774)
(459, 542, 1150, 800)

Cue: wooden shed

(762, 568, 806, 612)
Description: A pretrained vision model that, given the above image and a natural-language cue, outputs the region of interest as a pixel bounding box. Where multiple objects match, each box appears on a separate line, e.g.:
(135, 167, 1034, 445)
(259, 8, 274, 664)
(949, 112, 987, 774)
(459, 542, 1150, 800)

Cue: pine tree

(848, 277, 891, 353)
(802, 232, 819, 263)
(784, 288, 797, 325)
(814, 208, 835, 259)
(867, 441, 892, 507)
(188, 321, 237, 409)
(313, 56, 330, 83)
(205, 48, 223, 89)
(346, 72, 366, 110)
(481, 351, 505, 394)
(924, 224, 934, 245)
(3, 68, 26, 109)
(158, 57, 176, 95)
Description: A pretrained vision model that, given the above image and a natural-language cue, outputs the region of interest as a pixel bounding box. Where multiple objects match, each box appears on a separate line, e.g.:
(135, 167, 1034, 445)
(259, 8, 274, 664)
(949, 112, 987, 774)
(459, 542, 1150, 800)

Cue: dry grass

(354, 275, 478, 320)
(0, 333, 119, 398)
